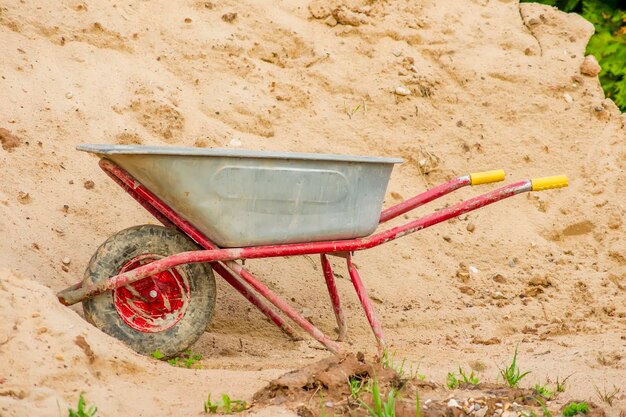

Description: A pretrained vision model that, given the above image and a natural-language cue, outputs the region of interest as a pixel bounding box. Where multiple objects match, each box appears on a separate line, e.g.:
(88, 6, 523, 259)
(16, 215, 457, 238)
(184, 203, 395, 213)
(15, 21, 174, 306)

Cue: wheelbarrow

(57, 144, 568, 358)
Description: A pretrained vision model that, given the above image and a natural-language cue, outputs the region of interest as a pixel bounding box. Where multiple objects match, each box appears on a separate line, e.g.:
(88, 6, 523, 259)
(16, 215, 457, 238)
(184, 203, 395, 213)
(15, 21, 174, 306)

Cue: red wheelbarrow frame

(57, 159, 567, 354)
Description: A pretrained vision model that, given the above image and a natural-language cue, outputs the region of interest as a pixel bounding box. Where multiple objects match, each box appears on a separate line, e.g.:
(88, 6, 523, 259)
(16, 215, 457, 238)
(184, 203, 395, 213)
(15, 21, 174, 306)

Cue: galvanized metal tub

(78, 144, 403, 247)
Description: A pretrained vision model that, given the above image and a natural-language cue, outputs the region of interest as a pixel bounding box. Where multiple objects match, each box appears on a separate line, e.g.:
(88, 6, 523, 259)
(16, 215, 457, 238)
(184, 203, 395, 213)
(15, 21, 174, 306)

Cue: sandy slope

(0, 0, 624, 415)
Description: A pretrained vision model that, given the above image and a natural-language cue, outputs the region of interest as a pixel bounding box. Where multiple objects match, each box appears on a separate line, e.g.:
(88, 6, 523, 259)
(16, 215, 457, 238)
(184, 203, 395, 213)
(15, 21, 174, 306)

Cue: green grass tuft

(499, 345, 531, 387)
(562, 402, 589, 417)
(68, 393, 97, 417)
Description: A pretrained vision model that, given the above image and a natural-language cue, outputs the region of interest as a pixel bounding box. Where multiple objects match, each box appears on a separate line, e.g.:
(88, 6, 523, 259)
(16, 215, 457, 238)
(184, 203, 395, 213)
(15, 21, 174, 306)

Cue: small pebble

(475, 407, 488, 417)
(229, 138, 242, 147)
(447, 398, 460, 408)
(184, 17, 192, 23)
(563, 93, 573, 103)
(83, 180, 95, 189)
(32, 312, 40, 318)
(466, 223, 475, 232)
(301, 307, 313, 319)
(469, 266, 478, 274)
(17, 191, 31, 204)
(443, 236, 451, 242)
(62, 257, 71, 265)
(394, 86, 411, 96)
(65, 92, 73, 99)
(55, 354, 64, 361)
(221, 12, 237, 22)
(580, 55, 601, 76)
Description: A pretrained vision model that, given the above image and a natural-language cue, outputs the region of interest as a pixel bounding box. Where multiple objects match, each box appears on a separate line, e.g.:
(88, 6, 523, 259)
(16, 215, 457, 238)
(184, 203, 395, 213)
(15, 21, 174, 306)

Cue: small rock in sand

(563, 93, 573, 103)
(492, 274, 507, 284)
(607, 211, 622, 229)
(332, 6, 365, 26)
(475, 407, 488, 417)
(0, 128, 21, 151)
(491, 291, 505, 299)
(301, 308, 313, 320)
(17, 191, 31, 204)
(466, 223, 475, 232)
(221, 12, 237, 22)
(394, 86, 411, 96)
(580, 55, 601, 76)
(62, 257, 71, 265)
(447, 399, 460, 408)
(83, 180, 95, 189)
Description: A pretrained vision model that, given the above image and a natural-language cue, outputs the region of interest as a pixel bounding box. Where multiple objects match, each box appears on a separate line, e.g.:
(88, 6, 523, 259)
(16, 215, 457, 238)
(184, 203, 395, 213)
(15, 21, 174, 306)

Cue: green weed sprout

(359, 374, 398, 417)
(562, 402, 589, 417)
(499, 345, 530, 387)
(68, 393, 97, 417)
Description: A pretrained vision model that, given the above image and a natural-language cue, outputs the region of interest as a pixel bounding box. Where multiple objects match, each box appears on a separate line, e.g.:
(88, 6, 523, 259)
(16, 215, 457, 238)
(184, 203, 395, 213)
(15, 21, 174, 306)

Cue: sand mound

(1, 0, 624, 414)
(0, 270, 282, 416)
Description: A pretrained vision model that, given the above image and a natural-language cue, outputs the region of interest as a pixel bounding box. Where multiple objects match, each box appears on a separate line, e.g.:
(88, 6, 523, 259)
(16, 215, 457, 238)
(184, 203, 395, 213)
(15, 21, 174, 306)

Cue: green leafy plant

(381, 350, 426, 380)
(446, 367, 479, 389)
(562, 402, 589, 416)
(203, 393, 248, 414)
(533, 383, 555, 400)
(446, 372, 459, 389)
(521, 0, 626, 110)
(168, 350, 203, 368)
(499, 345, 531, 387)
(151, 349, 164, 360)
(68, 393, 97, 417)
(556, 374, 573, 393)
(359, 374, 398, 417)
(204, 394, 219, 414)
(349, 375, 366, 398)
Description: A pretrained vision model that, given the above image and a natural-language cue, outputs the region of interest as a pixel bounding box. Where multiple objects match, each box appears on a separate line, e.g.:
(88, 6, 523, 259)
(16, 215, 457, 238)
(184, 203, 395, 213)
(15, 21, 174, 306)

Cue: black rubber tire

(82, 225, 216, 358)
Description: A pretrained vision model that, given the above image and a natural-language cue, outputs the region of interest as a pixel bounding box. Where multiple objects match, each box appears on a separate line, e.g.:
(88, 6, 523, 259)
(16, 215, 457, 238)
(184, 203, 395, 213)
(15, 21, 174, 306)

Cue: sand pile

(0, 0, 624, 414)
(0, 270, 283, 416)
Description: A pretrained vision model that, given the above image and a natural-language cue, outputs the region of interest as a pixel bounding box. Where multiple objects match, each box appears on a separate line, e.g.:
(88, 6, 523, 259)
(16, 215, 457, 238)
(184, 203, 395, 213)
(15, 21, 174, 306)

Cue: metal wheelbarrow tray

(58, 144, 568, 358)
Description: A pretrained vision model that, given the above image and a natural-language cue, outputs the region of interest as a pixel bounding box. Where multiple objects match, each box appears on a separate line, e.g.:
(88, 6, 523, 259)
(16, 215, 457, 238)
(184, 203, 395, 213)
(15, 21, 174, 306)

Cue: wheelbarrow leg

(226, 261, 343, 354)
(320, 254, 347, 342)
(346, 254, 385, 355)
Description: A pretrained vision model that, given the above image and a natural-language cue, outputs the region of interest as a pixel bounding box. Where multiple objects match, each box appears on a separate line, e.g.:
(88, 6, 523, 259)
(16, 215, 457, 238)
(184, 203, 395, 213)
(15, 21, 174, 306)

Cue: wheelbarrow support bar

(58, 179, 535, 305)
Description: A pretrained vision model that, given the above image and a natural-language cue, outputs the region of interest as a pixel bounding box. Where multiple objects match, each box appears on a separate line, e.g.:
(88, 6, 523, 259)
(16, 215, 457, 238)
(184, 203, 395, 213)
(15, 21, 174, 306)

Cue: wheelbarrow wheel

(82, 224, 216, 358)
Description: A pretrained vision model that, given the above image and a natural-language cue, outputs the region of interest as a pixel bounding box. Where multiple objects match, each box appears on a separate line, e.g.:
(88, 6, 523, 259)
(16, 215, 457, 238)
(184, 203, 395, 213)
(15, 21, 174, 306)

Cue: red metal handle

(379, 175, 470, 223)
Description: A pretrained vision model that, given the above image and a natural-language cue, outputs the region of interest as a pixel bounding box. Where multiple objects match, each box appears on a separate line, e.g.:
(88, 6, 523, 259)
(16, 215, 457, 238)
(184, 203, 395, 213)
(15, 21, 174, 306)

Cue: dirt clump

(0, 128, 21, 151)
(252, 354, 608, 417)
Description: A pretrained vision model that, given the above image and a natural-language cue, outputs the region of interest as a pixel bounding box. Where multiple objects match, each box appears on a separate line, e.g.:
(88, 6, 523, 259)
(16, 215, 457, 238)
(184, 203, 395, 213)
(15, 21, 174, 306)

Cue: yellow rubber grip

(531, 175, 568, 191)
(469, 169, 506, 185)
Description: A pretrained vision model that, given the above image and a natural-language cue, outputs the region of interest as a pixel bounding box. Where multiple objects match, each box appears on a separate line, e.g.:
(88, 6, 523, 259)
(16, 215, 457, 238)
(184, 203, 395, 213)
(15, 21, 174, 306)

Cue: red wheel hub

(113, 254, 190, 333)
